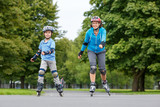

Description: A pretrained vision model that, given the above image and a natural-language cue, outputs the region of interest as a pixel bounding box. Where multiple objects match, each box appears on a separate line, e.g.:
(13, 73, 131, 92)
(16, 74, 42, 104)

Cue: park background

(0, 0, 160, 92)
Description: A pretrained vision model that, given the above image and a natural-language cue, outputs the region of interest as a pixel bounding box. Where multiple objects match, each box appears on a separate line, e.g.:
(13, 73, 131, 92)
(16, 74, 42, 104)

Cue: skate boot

(36, 82, 43, 97)
(56, 84, 63, 97)
(90, 82, 96, 97)
(102, 81, 110, 96)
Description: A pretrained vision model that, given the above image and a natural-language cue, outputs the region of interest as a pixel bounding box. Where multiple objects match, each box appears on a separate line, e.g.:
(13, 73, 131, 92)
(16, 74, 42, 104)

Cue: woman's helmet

(42, 26, 54, 32)
(91, 16, 101, 23)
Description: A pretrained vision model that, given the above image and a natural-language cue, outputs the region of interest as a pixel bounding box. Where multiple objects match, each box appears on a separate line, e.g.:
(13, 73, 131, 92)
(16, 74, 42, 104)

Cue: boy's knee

(52, 70, 58, 78)
(38, 68, 45, 76)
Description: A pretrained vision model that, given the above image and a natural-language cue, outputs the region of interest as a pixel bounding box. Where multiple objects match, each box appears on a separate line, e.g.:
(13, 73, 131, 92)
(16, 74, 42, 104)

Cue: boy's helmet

(42, 26, 53, 32)
(91, 16, 101, 23)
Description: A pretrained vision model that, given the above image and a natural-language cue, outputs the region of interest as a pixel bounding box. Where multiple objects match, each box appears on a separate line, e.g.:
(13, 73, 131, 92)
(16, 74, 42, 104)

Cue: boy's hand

(30, 58, 34, 62)
(99, 44, 103, 48)
(41, 51, 45, 55)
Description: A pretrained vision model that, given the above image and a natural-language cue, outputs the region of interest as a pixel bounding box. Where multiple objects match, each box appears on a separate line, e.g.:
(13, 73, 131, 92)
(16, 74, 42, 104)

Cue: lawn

(64, 88, 160, 95)
(0, 89, 37, 95)
(0, 88, 160, 95)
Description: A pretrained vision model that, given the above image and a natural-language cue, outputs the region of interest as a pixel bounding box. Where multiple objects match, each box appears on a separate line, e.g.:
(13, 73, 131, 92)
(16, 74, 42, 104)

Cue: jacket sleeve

(101, 28, 106, 42)
(80, 31, 90, 51)
(100, 28, 107, 47)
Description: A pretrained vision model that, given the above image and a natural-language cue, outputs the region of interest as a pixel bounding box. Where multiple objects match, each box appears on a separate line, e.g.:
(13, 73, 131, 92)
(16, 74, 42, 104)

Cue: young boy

(30, 26, 63, 96)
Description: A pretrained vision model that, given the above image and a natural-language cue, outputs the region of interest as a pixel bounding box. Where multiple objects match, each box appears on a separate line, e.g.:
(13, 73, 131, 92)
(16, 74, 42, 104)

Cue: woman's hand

(78, 51, 83, 59)
(78, 55, 82, 59)
(99, 44, 103, 48)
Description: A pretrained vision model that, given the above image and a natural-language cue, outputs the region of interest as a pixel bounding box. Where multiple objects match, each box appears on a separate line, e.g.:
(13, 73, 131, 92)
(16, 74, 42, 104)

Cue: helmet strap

(94, 27, 99, 31)
(45, 37, 50, 39)
(45, 35, 51, 40)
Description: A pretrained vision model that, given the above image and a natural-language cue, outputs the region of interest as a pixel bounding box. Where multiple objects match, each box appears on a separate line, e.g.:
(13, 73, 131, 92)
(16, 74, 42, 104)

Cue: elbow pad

(32, 54, 38, 60)
(36, 49, 41, 56)
(43, 49, 54, 55)
(83, 42, 88, 46)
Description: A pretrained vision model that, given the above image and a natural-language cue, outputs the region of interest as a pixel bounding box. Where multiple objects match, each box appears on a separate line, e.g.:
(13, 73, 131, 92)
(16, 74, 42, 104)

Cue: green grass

(0, 89, 40, 95)
(110, 89, 160, 95)
(0, 88, 160, 95)
(63, 88, 160, 95)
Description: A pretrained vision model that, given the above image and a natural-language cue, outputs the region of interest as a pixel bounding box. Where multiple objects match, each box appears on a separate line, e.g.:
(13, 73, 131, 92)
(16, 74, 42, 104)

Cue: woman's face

(44, 31, 52, 39)
(92, 21, 100, 30)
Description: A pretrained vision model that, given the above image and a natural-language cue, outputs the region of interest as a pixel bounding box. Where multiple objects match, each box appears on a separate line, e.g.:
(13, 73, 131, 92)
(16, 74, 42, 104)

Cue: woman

(78, 16, 110, 96)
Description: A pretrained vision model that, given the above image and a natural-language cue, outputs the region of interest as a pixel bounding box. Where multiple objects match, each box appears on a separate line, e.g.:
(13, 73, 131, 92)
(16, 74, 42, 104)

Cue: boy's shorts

(40, 60, 57, 71)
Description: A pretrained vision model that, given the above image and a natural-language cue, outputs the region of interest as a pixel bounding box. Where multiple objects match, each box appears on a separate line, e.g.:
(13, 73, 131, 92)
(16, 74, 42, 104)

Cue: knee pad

(99, 69, 106, 75)
(90, 66, 97, 74)
(52, 70, 58, 78)
(38, 68, 45, 76)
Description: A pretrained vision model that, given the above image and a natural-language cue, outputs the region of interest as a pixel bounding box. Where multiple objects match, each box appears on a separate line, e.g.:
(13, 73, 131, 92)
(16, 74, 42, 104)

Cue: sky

(54, 0, 91, 40)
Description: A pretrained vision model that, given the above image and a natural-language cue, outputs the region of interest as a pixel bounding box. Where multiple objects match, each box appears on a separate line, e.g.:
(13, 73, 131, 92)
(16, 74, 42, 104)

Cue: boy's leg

(48, 61, 60, 84)
(88, 50, 97, 92)
(37, 60, 47, 92)
(48, 61, 63, 93)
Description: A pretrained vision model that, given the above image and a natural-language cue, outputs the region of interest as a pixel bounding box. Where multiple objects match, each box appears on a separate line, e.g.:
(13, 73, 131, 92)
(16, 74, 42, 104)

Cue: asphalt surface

(0, 90, 160, 107)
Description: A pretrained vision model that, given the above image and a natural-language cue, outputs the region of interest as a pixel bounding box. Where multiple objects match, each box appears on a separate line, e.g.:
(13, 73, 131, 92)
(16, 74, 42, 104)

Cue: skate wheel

(108, 92, 111, 96)
(59, 93, 63, 97)
(90, 93, 93, 97)
(37, 92, 40, 97)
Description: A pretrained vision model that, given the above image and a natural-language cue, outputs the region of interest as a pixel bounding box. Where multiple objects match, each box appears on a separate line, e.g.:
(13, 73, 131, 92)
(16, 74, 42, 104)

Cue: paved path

(0, 90, 160, 107)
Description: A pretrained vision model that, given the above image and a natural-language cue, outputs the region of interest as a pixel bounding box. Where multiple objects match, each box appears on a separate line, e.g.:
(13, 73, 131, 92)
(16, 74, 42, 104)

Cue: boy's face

(44, 30, 52, 39)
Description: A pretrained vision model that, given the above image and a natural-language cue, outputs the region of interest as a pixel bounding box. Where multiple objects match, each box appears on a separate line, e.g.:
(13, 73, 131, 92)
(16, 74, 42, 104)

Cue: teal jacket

(81, 27, 106, 53)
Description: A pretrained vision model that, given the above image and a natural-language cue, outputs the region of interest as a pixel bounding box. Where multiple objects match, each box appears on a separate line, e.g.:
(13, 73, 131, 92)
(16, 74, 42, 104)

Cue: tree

(0, 0, 31, 84)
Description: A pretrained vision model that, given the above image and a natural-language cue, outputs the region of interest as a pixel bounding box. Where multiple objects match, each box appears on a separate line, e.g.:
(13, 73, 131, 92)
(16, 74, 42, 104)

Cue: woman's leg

(97, 50, 107, 82)
(97, 50, 110, 93)
(88, 50, 97, 83)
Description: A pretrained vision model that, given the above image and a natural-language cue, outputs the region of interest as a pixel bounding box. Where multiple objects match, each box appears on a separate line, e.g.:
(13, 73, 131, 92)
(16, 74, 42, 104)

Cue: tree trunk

(0, 80, 1, 88)
(13, 82, 15, 89)
(126, 84, 128, 89)
(20, 76, 25, 89)
(80, 84, 82, 88)
(132, 75, 139, 91)
(25, 83, 28, 89)
(139, 71, 145, 91)
(68, 83, 71, 88)
(10, 80, 13, 88)
(51, 83, 54, 88)
(132, 69, 146, 92)
(158, 81, 160, 90)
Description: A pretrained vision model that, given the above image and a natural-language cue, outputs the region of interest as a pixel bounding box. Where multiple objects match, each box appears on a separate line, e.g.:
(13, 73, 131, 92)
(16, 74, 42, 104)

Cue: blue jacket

(38, 38, 56, 61)
(81, 27, 107, 53)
